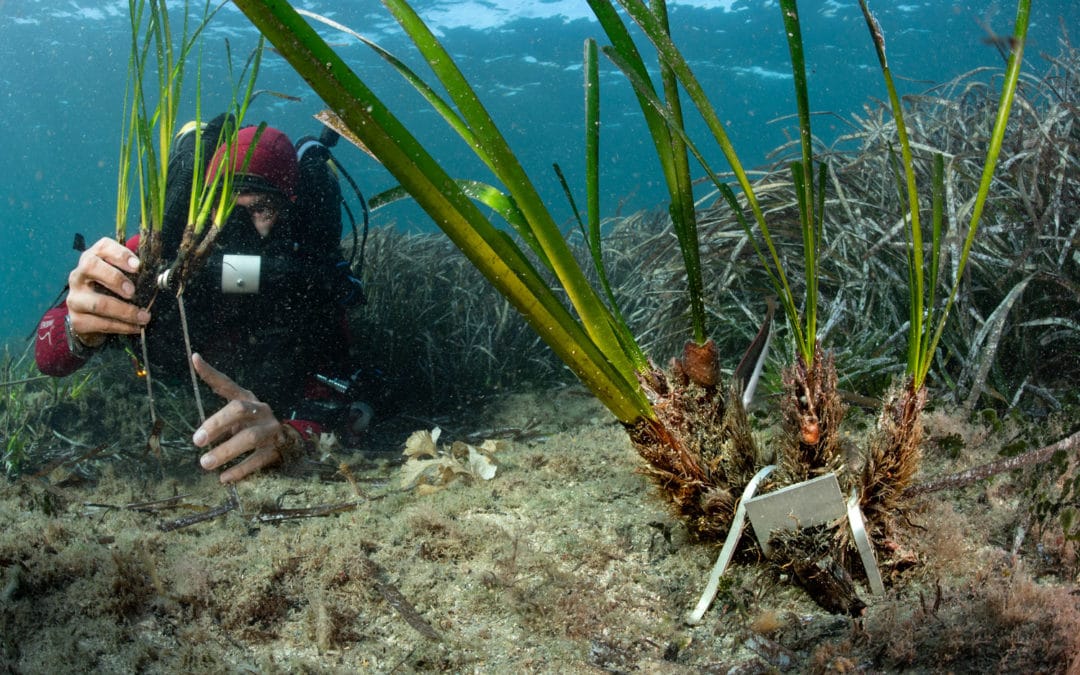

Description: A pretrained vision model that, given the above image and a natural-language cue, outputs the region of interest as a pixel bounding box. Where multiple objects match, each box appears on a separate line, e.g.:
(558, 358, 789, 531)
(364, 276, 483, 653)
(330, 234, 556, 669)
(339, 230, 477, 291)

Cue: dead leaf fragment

(399, 428, 502, 492)
(404, 428, 441, 459)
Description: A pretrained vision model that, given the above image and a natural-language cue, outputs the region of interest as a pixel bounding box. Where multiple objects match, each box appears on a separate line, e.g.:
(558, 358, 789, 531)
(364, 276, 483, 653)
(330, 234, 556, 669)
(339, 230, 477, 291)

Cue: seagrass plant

(231, 0, 1030, 565)
(597, 0, 847, 482)
(1, 347, 42, 476)
(601, 0, 1030, 552)
(119, 0, 263, 418)
(855, 0, 1030, 544)
(119, 0, 211, 301)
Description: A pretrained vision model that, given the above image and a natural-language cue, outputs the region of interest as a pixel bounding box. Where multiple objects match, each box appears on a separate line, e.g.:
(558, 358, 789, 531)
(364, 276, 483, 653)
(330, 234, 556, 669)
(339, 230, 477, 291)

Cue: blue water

(0, 1, 1075, 349)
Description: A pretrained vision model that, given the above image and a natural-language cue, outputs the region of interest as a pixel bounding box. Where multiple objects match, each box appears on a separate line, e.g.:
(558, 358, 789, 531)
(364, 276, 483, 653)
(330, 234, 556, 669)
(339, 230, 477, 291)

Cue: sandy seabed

(1, 383, 1078, 674)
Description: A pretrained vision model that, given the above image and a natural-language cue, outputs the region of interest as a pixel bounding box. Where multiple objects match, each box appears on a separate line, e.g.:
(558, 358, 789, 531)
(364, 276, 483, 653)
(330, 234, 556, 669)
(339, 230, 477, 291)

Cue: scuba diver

(34, 117, 370, 483)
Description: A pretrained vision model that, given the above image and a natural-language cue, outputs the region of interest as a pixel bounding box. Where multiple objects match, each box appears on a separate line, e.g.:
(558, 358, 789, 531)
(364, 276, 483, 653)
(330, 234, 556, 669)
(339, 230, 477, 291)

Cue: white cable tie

(685, 464, 776, 625)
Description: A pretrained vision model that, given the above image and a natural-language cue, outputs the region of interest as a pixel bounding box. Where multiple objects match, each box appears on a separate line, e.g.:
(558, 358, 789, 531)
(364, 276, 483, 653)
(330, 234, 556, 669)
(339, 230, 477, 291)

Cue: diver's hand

(190, 353, 292, 483)
(66, 237, 151, 345)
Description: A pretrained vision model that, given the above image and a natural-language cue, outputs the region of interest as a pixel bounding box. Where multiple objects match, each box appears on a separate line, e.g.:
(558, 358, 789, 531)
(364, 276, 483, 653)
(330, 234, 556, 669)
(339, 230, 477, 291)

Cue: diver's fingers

(195, 422, 261, 468)
(71, 312, 147, 337)
(194, 410, 280, 476)
(87, 237, 140, 272)
(196, 425, 259, 468)
(218, 446, 282, 484)
(191, 353, 256, 402)
(192, 398, 267, 449)
(70, 239, 140, 298)
(66, 292, 150, 335)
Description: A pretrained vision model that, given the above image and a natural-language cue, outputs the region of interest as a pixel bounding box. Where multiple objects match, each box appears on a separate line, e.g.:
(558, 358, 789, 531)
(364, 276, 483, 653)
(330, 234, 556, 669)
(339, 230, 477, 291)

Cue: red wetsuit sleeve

(35, 303, 85, 376)
(283, 418, 323, 440)
(283, 419, 323, 462)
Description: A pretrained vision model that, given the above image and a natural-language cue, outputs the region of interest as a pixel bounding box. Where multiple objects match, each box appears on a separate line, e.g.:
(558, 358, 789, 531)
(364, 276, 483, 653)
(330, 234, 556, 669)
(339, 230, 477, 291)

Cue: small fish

(250, 89, 303, 103)
(981, 33, 1019, 57)
(315, 109, 381, 165)
(734, 297, 777, 408)
(977, 15, 1019, 62)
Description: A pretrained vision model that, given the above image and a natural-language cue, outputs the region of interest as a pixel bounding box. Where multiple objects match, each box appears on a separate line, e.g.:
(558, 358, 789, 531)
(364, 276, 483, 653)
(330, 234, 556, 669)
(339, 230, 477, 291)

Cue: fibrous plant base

(778, 344, 846, 484)
(859, 380, 928, 545)
(630, 370, 761, 541)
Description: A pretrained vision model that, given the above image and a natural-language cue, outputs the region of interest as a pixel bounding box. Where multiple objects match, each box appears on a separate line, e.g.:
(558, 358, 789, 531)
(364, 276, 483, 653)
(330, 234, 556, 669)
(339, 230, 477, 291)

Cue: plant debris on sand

(1, 386, 1078, 672)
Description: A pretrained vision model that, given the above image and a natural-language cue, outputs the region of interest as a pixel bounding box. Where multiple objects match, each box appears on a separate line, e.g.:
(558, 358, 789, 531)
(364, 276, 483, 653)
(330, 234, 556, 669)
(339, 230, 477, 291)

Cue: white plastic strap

(685, 464, 776, 625)
(221, 254, 261, 294)
(847, 490, 885, 596)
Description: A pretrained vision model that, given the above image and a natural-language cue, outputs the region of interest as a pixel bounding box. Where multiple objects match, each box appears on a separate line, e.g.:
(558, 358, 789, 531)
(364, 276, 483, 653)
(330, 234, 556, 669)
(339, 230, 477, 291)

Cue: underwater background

(0, 0, 1076, 348)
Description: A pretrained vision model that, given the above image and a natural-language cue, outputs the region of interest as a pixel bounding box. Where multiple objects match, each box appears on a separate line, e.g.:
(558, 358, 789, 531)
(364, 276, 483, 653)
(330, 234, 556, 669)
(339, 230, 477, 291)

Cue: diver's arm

(35, 303, 89, 376)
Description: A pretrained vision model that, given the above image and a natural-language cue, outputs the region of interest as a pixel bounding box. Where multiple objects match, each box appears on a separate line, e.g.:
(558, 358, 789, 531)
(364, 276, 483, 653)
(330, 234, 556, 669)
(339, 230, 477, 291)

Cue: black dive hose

(318, 127, 370, 277)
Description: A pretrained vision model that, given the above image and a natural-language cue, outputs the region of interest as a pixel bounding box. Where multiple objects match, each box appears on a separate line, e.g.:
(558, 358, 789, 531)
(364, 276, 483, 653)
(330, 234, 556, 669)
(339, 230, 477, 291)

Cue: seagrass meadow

(1, 23, 1079, 675)
(348, 31, 1080, 417)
